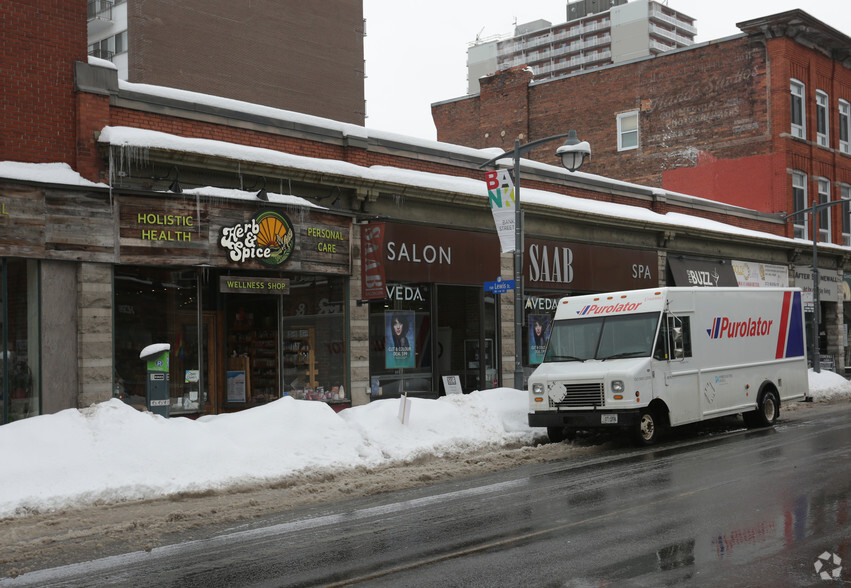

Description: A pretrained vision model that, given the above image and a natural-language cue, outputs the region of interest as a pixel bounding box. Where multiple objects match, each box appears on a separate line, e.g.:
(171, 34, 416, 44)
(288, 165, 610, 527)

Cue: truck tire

(547, 426, 566, 443)
(746, 389, 779, 428)
(634, 408, 661, 446)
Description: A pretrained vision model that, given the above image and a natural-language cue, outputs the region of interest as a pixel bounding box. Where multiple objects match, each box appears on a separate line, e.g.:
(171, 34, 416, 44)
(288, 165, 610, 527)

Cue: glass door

(436, 285, 499, 393)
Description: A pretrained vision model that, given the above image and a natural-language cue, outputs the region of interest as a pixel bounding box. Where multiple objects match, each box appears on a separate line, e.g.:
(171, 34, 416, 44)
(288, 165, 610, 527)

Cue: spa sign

(219, 210, 295, 266)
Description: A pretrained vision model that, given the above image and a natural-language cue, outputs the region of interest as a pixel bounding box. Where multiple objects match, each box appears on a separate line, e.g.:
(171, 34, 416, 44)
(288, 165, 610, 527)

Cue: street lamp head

(555, 130, 591, 172)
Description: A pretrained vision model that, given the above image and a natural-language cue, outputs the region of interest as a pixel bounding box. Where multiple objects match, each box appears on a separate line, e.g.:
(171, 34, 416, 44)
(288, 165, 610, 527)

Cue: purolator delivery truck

(528, 287, 808, 445)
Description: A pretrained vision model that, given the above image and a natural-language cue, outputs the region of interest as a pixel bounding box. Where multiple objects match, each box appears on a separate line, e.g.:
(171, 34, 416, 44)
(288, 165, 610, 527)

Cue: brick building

(434, 10, 851, 246)
(1, 3, 846, 425)
(87, 0, 366, 125)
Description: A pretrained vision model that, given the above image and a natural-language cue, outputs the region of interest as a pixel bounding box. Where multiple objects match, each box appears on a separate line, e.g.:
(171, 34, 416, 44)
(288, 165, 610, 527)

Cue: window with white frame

(816, 90, 829, 147)
(790, 79, 806, 139)
(792, 171, 808, 239)
(817, 178, 831, 242)
(617, 111, 639, 151)
(840, 99, 850, 154)
(841, 184, 851, 246)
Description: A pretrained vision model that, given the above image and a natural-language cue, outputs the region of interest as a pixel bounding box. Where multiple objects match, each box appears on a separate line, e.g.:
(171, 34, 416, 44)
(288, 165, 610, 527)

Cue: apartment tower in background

(467, 0, 695, 94)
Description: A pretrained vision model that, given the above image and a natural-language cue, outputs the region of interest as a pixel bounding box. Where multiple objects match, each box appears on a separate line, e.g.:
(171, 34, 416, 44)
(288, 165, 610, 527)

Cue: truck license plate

(601, 414, 618, 424)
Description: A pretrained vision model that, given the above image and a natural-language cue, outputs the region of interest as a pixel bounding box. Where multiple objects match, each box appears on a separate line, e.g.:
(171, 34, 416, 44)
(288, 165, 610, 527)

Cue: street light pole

(480, 131, 591, 389)
(788, 197, 850, 373)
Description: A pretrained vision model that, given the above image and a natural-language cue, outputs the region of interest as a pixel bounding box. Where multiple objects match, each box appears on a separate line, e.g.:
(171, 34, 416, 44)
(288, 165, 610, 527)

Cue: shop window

(114, 266, 202, 414)
(279, 275, 347, 405)
(790, 79, 806, 139)
(792, 171, 808, 239)
(223, 273, 347, 408)
(816, 90, 829, 147)
(617, 111, 639, 151)
(524, 293, 561, 366)
(840, 99, 850, 154)
(1, 259, 40, 424)
(368, 283, 432, 398)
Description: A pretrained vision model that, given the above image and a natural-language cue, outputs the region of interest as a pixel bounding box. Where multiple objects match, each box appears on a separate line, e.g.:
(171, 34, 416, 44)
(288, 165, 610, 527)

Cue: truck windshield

(543, 312, 660, 362)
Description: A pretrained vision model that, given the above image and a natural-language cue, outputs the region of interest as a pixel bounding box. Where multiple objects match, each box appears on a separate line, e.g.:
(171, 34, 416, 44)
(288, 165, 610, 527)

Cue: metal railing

(87, 48, 114, 61)
(87, 0, 113, 21)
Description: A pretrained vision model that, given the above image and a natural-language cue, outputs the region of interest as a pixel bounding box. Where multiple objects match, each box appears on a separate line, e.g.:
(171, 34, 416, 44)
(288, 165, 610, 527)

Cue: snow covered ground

(1, 371, 849, 519)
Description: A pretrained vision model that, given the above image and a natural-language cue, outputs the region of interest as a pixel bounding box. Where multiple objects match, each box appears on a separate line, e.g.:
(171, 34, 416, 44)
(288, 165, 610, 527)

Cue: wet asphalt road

(5, 404, 850, 587)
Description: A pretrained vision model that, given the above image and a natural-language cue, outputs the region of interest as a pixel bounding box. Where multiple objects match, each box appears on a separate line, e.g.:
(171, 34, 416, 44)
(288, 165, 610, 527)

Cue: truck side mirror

(668, 317, 684, 360)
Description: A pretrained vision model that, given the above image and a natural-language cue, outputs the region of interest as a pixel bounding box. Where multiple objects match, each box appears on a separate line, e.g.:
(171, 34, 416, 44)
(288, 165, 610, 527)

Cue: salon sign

(219, 210, 295, 265)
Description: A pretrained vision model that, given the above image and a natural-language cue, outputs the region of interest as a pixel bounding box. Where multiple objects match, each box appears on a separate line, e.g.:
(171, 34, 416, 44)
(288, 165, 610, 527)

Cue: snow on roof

(0, 162, 107, 188)
(1, 63, 832, 252)
(97, 125, 809, 248)
(180, 187, 323, 209)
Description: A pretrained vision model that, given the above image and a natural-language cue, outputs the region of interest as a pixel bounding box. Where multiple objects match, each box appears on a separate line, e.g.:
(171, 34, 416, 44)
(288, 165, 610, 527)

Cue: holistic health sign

(485, 169, 516, 253)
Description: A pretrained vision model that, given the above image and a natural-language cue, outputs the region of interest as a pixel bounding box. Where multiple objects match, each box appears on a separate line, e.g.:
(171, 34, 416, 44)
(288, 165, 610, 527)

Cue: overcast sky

(363, 0, 849, 141)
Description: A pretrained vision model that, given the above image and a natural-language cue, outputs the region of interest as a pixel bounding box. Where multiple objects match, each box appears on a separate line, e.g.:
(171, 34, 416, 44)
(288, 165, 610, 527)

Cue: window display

(114, 266, 348, 415)
(1, 259, 40, 424)
(113, 266, 201, 414)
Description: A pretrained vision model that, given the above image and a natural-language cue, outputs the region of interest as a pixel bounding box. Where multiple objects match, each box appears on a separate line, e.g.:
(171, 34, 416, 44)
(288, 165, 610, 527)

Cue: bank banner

(361, 223, 386, 300)
(385, 311, 415, 368)
(485, 169, 516, 253)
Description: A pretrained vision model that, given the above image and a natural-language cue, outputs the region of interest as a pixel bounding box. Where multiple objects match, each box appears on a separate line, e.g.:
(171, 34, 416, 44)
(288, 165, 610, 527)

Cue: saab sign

(524, 239, 656, 291)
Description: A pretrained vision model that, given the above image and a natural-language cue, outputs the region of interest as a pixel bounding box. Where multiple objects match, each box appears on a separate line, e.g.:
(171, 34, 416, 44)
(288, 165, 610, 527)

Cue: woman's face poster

(386, 311, 415, 368)
(529, 314, 551, 365)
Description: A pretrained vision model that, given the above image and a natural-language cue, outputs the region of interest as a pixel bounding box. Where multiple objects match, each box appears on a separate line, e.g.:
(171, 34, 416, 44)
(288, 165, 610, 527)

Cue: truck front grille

(548, 381, 605, 408)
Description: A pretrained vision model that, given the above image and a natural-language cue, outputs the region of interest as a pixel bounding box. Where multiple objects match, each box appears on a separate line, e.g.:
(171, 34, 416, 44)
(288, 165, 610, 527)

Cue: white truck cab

(528, 287, 808, 444)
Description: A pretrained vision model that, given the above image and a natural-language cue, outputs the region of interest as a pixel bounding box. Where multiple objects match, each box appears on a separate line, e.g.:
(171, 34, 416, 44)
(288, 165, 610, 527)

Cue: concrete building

(467, 0, 695, 94)
(86, 0, 366, 125)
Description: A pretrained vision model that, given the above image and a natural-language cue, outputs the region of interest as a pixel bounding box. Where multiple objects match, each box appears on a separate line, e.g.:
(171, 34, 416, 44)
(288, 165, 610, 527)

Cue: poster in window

(529, 314, 551, 365)
(227, 371, 247, 402)
(386, 311, 415, 368)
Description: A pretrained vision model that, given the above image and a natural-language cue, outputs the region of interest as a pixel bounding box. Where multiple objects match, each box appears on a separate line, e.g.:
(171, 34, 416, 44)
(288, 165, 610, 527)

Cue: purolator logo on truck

(706, 316, 773, 339)
(577, 302, 642, 315)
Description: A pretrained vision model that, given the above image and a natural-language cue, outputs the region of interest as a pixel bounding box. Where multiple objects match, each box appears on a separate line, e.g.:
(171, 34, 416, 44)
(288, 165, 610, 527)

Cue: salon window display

(386, 311, 415, 368)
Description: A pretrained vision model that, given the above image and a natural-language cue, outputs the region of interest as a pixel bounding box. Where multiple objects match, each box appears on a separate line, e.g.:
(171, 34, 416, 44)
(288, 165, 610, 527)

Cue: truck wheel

(747, 390, 779, 428)
(547, 426, 567, 443)
(634, 408, 661, 446)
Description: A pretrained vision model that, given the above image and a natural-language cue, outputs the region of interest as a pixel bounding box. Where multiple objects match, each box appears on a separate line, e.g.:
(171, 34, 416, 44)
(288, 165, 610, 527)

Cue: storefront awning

(668, 256, 738, 287)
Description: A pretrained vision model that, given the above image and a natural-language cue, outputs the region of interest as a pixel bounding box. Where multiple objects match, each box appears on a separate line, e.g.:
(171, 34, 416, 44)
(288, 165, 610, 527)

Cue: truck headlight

(532, 383, 544, 395)
(611, 380, 624, 394)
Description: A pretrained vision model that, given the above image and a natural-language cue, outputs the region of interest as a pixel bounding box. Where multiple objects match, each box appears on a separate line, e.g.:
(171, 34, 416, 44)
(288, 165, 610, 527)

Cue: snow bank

(0, 372, 847, 519)
(807, 368, 851, 401)
(0, 390, 540, 518)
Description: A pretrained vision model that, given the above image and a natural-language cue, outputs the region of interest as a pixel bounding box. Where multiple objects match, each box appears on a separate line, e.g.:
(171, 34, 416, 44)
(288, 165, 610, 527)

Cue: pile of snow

(0, 388, 537, 518)
(807, 368, 851, 402)
(1, 373, 848, 519)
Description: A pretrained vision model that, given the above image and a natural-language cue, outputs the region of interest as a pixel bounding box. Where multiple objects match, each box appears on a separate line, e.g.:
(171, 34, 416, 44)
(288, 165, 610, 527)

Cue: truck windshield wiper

(547, 354, 587, 362)
(599, 351, 647, 361)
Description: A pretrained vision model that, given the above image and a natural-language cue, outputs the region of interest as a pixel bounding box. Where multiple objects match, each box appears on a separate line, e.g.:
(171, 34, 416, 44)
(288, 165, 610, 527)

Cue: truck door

(654, 314, 700, 426)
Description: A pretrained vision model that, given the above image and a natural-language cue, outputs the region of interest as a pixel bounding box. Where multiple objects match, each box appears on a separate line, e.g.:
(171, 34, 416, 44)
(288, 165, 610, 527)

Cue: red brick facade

(433, 17, 851, 243)
(1, 1, 87, 166)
